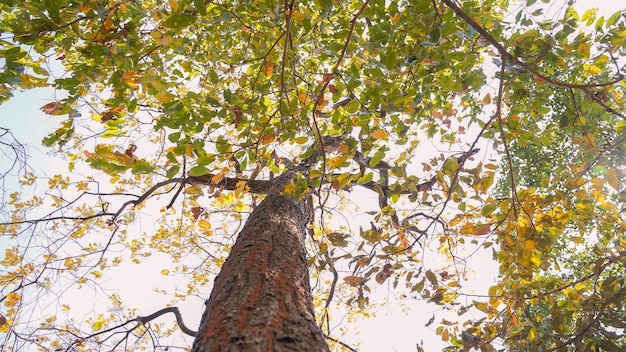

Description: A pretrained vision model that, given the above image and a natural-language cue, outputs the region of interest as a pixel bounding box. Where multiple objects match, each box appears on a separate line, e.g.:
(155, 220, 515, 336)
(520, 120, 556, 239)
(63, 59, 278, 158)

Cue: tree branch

(441, 0, 625, 91)
(135, 306, 197, 337)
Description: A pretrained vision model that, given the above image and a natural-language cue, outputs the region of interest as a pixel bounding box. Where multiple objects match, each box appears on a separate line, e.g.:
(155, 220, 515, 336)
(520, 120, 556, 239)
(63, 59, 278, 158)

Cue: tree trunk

(191, 173, 329, 352)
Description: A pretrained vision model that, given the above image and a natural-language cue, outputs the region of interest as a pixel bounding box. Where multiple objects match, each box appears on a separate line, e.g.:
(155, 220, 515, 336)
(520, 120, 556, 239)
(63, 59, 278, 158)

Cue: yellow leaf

(4, 292, 20, 307)
(92, 315, 106, 331)
(185, 145, 194, 157)
(297, 90, 310, 107)
(281, 183, 296, 195)
(294, 136, 309, 144)
(481, 93, 491, 105)
(0, 248, 20, 267)
(234, 180, 249, 197)
(198, 219, 211, 230)
(156, 91, 175, 103)
(577, 43, 590, 59)
(522, 240, 536, 250)
(291, 9, 305, 21)
(583, 63, 602, 75)
(594, 54, 608, 66)
(372, 129, 390, 140)
(168, 0, 179, 12)
(263, 61, 274, 78)
(327, 155, 347, 169)
(210, 172, 224, 184)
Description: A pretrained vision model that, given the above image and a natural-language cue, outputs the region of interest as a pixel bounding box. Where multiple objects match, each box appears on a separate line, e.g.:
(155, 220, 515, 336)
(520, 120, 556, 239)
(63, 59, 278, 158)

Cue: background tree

(0, 0, 625, 351)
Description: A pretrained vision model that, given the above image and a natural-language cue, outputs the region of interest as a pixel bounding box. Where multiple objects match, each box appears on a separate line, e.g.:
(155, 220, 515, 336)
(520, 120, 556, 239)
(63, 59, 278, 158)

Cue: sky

(0, 1, 624, 351)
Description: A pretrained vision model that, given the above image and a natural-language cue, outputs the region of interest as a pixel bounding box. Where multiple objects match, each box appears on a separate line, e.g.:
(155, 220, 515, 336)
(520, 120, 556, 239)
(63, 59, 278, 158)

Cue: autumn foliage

(0, 0, 625, 351)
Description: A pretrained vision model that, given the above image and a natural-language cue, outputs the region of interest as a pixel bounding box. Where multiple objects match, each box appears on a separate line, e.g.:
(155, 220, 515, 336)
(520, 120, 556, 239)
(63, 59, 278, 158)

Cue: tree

(0, 0, 625, 351)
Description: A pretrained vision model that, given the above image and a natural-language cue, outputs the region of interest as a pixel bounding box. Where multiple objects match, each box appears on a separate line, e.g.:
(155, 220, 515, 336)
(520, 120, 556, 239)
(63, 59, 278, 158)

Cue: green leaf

(163, 14, 196, 29)
(356, 172, 374, 184)
(194, 0, 207, 15)
(189, 165, 210, 176)
(131, 161, 155, 174)
(166, 165, 181, 178)
(369, 150, 386, 168)
(42, 119, 74, 147)
(607, 10, 622, 26)
(314, 0, 333, 11)
(481, 203, 498, 217)
(442, 157, 459, 175)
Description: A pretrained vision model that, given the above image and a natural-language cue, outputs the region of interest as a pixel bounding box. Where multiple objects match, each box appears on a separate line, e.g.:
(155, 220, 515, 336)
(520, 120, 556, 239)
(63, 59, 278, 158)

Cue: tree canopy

(0, 0, 625, 351)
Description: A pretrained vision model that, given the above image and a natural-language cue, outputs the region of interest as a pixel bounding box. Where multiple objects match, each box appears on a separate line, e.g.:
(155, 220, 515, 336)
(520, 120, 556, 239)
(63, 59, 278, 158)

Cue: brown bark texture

(191, 172, 330, 352)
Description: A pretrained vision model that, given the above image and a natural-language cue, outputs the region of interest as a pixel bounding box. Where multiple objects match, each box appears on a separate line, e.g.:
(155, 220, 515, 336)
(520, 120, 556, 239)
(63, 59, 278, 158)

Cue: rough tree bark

(191, 172, 329, 352)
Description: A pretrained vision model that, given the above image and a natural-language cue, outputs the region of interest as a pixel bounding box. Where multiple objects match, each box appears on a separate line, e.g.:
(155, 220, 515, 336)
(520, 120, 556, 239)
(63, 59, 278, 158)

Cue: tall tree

(0, 0, 625, 351)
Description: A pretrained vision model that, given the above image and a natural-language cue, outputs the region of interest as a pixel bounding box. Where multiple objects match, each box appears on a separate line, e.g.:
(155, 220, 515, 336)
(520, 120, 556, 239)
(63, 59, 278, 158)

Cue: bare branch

(135, 306, 197, 337)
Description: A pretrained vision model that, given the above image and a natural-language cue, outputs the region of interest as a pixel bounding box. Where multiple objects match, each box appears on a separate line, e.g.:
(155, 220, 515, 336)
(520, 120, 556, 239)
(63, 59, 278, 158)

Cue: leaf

(372, 129, 390, 140)
(327, 232, 348, 247)
(40, 102, 63, 115)
(163, 13, 196, 29)
(168, 0, 179, 12)
(607, 10, 622, 26)
(92, 315, 106, 331)
(606, 168, 619, 190)
(131, 161, 155, 174)
(3, 292, 21, 307)
(327, 155, 347, 169)
(583, 63, 602, 75)
(291, 9, 305, 21)
(194, 0, 206, 15)
(198, 219, 211, 230)
(234, 180, 249, 197)
(263, 61, 274, 77)
(166, 165, 181, 179)
(210, 172, 225, 184)
(459, 223, 491, 236)
(369, 149, 386, 168)
(297, 91, 309, 107)
(481, 203, 498, 217)
(442, 157, 459, 175)
(356, 172, 373, 184)
(577, 43, 590, 60)
(343, 275, 365, 286)
(42, 119, 74, 147)
(260, 133, 275, 145)
(425, 270, 438, 287)
(189, 166, 210, 176)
